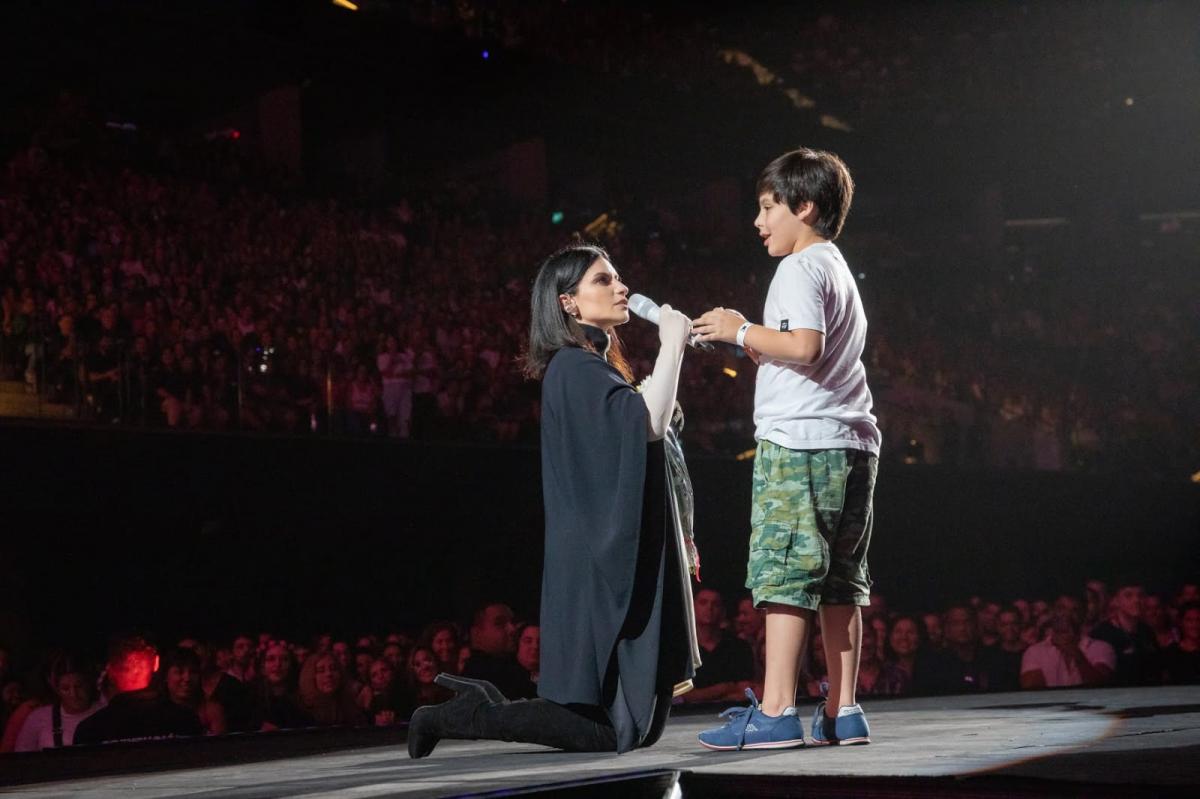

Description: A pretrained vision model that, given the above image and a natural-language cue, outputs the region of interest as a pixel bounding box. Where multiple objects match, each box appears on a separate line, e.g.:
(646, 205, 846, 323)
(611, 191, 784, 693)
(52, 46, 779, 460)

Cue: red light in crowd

(231, 130, 241, 140)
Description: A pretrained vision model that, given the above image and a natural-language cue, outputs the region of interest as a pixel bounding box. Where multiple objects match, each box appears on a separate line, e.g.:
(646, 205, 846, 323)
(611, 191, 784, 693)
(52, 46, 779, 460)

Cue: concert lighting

(332, 0, 358, 10)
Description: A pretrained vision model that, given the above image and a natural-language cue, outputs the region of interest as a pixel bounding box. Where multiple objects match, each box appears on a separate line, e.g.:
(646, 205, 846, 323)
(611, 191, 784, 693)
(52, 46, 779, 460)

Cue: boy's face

(755, 193, 811, 257)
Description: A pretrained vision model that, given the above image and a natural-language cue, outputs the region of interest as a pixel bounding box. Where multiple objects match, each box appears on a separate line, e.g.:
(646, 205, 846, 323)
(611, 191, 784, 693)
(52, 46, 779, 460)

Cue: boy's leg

(760, 603, 814, 716)
(819, 603, 862, 716)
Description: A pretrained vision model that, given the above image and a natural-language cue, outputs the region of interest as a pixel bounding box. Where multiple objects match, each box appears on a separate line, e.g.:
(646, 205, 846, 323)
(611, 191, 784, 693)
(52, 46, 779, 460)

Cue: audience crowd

(1, 129, 1195, 476)
(1, 577, 1196, 753)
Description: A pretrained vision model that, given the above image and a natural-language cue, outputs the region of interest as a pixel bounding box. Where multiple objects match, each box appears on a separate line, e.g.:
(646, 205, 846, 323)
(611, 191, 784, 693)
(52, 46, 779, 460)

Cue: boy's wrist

(735, 321, 754, 348)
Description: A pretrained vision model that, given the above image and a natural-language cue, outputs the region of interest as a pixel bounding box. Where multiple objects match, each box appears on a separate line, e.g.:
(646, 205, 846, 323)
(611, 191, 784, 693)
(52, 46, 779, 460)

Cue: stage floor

(8, 685, 1199, 797)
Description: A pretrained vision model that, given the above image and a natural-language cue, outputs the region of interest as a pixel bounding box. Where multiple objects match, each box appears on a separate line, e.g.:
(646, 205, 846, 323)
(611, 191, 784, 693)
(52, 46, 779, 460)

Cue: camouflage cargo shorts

(746, 441, 877, 610)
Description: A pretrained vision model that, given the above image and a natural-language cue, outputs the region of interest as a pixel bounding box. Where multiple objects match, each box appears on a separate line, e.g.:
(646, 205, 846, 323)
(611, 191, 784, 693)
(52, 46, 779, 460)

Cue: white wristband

(735, 321, 753, 348)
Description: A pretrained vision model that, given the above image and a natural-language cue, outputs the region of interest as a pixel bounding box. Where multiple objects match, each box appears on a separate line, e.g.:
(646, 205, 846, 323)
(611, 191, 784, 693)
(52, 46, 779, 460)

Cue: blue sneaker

(809, 701, 871, 745)
(697, 688, 806, 751)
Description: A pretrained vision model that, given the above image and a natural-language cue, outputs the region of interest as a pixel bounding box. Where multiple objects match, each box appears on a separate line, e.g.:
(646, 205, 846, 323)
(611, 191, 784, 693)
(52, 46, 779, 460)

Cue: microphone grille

(627, 294, 660, 324)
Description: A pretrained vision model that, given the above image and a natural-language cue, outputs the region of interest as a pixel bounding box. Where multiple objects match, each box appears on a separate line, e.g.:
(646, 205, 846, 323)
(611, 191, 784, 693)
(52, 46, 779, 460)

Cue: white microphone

(628, 294, 714, 351)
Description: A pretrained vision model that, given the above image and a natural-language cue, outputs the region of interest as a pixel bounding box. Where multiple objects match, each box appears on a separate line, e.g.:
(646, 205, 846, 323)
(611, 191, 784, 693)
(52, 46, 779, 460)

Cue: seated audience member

(461, 602, 529, 700)
(408, 646, 452, 708)
(159, 647, 226, 735)
(977, 601, 1002, 648)
(248, 641, 312, 731)
(227, 634, 256, 683)
(14, 654, 102, 751)
(1083, 580, 1109, 636)
(879, 613, 925, 695)
(357, 657, 409, 726)
(922, 612, 944, 650)
(1142, 594, 1177, 650)
(1164, 603, 1200, 684)
(0, 678, 37, 754)
(418, 621, 461, 675)
(991, 606, 1028, 692)
(1088, 579, 1162, 685)
(733, 594, 766, 680)
(515, 623, 540, 693)
(299, 652, 363, 727)
(74, 637, 204, 745)
(679, 589, 755, 704)
(1020, 609, 1115, 688)
(855, 622, 886, 696)
(353, 647, 375, 693)
(180, 638, 252, 733)
(916, 605, 1003, 694)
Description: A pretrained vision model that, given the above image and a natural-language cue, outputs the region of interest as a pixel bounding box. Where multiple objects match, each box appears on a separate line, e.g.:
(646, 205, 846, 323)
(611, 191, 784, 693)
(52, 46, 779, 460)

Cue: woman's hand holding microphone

(644, 304, 690, 441)
(656, 304, 693, 350)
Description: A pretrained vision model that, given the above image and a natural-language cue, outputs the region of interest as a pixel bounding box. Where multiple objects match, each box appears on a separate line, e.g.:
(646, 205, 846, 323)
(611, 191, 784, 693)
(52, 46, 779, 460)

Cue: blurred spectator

(917, 605, 1002, 694)
(407, 646, 452, 707)
(298, 652, 363, 727)
(13, 654, 101, 751)
(418, 621, 461, 675)
(1164, 603, 1200, 684)
(879, 613, 924, 695)
(180, 638, 252, 733)
(855, 622, 886, 697)
(1089, 580, 1162, 685)
(248, 641, 311, 732)
(357, 657, 409, 726)
(733, 594, 766, 680)
(922, 612, 944, 650)
(1020, 609, 1115, 689)
(159, 647, 226, 736)
(516, 623, 540, 689)
(227, 634, 256, 683)
(1142, 594, 1177, 650)
(461, 602, 530, 700)
(74, 637, 203, 745)
(679, 588, 754, 704)
(991, 606, 1028, 692)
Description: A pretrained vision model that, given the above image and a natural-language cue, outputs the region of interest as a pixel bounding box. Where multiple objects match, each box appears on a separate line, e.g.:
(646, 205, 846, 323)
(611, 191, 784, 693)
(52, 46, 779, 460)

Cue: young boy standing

(692, 148, 880, 750)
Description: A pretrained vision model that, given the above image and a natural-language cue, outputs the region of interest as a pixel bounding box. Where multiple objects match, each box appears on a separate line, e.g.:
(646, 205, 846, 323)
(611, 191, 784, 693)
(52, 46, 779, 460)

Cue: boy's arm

(692, 307, 824, 366)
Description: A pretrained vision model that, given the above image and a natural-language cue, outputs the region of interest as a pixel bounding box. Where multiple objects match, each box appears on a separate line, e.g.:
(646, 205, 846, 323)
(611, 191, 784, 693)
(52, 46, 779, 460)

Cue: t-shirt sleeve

(774, 257, 827, 334)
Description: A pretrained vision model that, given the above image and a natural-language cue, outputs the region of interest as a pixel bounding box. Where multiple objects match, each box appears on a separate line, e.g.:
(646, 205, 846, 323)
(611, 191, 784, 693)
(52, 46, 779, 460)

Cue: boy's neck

(791, 230, 829, 254)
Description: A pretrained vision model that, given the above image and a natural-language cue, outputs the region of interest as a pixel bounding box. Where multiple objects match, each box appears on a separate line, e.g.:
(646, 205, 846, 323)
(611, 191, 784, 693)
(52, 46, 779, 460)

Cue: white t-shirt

(754, 242, 881, 454)
(14, 702, 103, 751)
(1020, 636, 1117, 687)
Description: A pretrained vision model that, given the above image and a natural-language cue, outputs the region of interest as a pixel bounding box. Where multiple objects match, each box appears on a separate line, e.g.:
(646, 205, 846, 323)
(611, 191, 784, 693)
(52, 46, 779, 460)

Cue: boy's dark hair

(757, 148, 854, 240)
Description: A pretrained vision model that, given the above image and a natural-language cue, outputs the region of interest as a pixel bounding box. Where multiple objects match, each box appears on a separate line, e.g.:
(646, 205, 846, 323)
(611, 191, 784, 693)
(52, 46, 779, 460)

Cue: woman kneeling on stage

(408, 244, 702, 757)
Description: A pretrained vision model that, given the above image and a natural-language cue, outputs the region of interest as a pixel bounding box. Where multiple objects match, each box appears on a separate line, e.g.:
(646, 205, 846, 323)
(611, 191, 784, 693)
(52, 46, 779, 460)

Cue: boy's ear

(794, 200, 817, 224)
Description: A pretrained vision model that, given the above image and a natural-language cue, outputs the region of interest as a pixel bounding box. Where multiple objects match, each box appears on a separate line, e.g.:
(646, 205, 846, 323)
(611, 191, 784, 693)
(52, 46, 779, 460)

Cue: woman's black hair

(523, 243, 633, 381)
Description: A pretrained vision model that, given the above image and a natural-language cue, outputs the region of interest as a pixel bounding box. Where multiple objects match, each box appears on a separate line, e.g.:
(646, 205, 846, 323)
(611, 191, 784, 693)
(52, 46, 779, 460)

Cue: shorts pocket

(747, 520, 793, 587)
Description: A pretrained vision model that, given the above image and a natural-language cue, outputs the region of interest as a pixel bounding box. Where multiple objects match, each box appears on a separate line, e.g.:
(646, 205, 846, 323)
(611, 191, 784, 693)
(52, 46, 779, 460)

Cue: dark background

(3, 422, 1195, 654)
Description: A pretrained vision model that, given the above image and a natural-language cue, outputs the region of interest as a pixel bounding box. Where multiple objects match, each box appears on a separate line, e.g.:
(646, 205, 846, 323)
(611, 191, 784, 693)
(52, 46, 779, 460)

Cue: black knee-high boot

(407, 676, 617, 758)
(475, 699, 617, 752)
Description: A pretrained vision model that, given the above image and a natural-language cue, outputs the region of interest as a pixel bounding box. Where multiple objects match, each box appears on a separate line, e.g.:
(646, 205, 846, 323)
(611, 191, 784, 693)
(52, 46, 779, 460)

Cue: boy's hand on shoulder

(691, 307, 746, 344)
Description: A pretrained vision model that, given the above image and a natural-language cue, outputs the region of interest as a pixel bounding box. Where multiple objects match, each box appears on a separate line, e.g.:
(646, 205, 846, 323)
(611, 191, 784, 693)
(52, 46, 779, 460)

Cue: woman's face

(411, 649, 438, 685)
(561, 258, 629, 331)
(369, 659, 394, 692)
(430, 629, 456, 665)
(262, 645, 291, 685)
(56, 673, 92, 715)
(890, 618, 920, 658)
(314, 655, 341, 695)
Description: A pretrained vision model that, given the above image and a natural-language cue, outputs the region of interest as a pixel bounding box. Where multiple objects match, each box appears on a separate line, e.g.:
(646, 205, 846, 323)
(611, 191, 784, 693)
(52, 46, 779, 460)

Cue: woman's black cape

(537, 341, 693, 753)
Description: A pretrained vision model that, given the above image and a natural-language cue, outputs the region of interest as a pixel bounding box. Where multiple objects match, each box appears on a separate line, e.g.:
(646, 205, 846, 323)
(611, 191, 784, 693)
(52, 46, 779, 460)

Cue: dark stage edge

(5, 686, 1199, 798)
